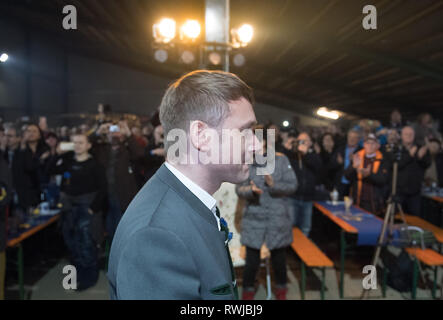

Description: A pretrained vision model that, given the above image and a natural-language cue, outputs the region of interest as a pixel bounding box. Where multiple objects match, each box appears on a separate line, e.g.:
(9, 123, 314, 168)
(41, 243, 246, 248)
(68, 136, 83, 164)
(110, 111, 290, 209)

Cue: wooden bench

(388, 214, 443, 299)
(395, 213, 443, 244)
(404, 248, 443, 299)
(290, 227, 334, 300)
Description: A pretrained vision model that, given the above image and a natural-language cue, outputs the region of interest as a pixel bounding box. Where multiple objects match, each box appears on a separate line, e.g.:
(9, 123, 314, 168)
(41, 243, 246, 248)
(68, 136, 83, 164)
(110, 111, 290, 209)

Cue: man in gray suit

(107, 70, 260, 299)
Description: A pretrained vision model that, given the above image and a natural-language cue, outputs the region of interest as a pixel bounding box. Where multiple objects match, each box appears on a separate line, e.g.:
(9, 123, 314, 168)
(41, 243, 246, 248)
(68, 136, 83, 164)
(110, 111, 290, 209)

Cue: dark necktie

(215, 206, 238, 300)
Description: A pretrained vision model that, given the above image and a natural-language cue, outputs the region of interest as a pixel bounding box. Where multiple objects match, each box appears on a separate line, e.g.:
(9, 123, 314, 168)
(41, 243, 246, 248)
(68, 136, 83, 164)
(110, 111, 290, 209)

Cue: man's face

(73, 135, 91, 155)
(5, 128, 18, 147)
(401, 127, 415, 145)
(347, 131, 360, 147)
(364, 139, 379, 155)
(391, 111, 401, 123)
(210, 97, 258, 184)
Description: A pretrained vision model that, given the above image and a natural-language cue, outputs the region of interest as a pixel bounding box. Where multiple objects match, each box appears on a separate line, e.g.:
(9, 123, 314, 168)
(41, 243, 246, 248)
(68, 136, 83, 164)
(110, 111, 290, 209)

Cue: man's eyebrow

(240, 120, 257, 130)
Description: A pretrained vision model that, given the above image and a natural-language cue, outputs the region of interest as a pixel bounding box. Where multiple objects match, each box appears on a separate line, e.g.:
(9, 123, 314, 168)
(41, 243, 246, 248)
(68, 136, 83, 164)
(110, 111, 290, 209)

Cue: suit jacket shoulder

(108, 164, 236, 300)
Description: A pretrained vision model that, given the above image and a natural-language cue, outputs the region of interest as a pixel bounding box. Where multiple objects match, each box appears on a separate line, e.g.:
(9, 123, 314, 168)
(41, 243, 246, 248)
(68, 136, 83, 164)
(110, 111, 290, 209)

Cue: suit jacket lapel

(155, 164, 218, 229)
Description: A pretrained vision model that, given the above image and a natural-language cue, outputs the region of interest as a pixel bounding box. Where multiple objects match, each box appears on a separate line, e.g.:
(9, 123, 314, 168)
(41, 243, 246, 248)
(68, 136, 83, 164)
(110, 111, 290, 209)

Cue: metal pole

(205, 0, 230, 72)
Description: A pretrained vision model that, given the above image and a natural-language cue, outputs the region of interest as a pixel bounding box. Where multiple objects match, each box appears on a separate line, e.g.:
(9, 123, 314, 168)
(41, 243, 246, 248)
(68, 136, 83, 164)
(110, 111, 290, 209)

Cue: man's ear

(189, 120, 211, 152)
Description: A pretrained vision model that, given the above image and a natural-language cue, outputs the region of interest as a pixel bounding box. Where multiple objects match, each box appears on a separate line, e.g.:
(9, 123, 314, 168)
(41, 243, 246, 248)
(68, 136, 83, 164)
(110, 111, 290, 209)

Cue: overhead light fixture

(233, 53, 246, 67)
(181, 50, 195, 64)
(153, 18, 176, 43)
(237, 24, 254, 44)
(316, 107, 340, 120)
(0, 53, 8, 63)
(180, 20, 201, 41)
(232, 24, 254, 47)
(154, 49, 168, 63)
(282, 120, 289, 127)
(208, 52, 221, 65)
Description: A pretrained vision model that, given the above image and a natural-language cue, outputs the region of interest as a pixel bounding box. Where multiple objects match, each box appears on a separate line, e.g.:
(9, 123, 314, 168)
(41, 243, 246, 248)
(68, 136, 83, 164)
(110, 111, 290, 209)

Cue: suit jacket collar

(155, 163, 218, 229)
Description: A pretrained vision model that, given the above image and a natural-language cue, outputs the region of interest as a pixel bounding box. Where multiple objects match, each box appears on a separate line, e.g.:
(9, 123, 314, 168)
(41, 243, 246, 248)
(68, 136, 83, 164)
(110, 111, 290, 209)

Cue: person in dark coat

(385, 126, 431, 216)
(282, 132, 322, 236)
(424, 139, 443, 188)
(236, 134, 297, 300)
(91, 120, 144, 239)
(15, 124, 49, 211)
(319, 133, 338, 192)
(47, 134, 107, 290)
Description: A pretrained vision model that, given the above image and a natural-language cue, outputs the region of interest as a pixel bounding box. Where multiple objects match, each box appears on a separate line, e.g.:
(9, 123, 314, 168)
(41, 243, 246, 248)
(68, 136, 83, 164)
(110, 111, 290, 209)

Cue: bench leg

(412, 259, 418, 300)
(340, 230, 346, 299)
(321, 267, 325, 300)
(382, 268, 387, 298)
(301, 261, 306, 300)
(432, 267, 437, 299)
(18, 244, 24, 300)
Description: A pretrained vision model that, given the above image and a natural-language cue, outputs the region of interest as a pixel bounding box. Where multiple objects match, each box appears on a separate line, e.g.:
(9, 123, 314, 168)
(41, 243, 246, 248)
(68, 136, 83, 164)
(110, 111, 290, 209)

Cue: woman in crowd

(236, 127, 297, 300)
(16, 123, 49, 211)
(47, 133, 107, 290)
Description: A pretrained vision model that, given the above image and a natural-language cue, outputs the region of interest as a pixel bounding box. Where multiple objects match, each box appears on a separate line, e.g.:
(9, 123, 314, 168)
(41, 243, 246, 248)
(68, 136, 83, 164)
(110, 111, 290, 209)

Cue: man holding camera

(283, 132, 322, 236)
(387, 126, 431, 216)
(92, 120, 145, 238)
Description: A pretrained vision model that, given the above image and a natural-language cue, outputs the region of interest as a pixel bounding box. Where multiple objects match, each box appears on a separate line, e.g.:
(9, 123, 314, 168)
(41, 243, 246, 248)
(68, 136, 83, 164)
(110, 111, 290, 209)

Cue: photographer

(388, 126, 431, 216)
(91, 120, 144, 238)
(344, 133, 389, 216)
(283, 132, 322, 236)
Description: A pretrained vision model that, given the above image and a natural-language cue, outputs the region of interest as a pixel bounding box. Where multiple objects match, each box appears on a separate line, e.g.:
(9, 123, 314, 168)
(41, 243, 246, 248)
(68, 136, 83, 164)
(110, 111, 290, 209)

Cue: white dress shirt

(164, 162, 220, 231)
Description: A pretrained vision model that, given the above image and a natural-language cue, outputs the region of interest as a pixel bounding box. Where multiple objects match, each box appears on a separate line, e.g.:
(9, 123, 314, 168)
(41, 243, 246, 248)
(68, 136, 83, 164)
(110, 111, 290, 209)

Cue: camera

(386, 143, 403, 161)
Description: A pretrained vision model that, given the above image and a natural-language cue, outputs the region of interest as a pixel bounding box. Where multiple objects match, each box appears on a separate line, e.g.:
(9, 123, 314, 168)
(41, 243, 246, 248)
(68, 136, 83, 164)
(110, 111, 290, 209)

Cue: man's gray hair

(159, 70, 254, 151)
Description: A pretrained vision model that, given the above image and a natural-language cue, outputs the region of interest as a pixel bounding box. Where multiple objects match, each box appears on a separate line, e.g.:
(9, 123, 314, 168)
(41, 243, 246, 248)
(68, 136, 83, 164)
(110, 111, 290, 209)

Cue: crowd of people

(0, 106, 442, 299)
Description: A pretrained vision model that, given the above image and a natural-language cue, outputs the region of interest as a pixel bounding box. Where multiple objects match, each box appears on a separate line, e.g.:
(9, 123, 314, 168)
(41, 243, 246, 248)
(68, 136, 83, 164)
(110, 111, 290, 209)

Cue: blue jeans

(62, 203, 98, 285)
(292, 199, 313, 237)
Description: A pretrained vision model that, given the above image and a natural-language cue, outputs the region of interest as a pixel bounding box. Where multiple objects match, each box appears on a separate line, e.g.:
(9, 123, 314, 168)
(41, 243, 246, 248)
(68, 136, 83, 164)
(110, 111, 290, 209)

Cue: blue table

(314, 201, 401, 298)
